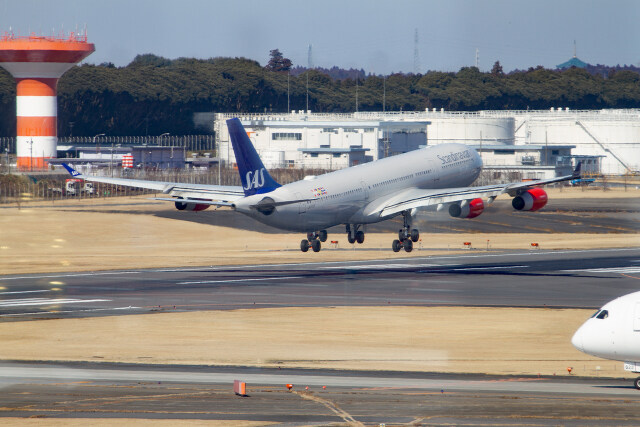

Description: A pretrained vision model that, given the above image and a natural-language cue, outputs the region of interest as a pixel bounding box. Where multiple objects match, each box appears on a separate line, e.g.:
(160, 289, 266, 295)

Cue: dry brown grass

(0, 306, 628, 378)
(1, 191, 638, 275)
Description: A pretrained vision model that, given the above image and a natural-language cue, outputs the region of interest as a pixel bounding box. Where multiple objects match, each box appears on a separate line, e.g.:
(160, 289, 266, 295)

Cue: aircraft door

(361, 180, 370, 201)
(296, 192, 307, 214)
(634, 302, 640, 332)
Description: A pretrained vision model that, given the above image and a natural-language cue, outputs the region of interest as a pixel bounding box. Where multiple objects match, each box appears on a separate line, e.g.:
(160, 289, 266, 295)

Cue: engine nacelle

(449, 198, 484, 219)
(175, 199, 210, 212)
(512, 188, 548, 211)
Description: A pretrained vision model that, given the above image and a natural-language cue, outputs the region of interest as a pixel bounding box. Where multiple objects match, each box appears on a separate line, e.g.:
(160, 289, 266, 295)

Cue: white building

(211, 109, 640, 175)
(214, 112, 428, 169)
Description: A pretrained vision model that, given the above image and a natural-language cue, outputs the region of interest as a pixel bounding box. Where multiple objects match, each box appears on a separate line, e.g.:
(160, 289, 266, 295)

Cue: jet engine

(175, 199, 210, 212)
(254, 197, 276, 216)
(449, 198, 484, 219)
(512, 188, 548, 211)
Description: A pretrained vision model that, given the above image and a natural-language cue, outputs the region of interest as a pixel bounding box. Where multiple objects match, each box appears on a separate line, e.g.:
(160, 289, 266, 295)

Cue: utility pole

(355, 76, 359, 113)
(383, 75, 386, 112)
(413, 28, 420, 74)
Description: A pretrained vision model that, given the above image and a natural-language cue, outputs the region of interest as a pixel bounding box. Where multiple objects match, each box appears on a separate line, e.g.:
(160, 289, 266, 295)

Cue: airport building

(49, 145, 185, 171)
(212, 109, 640, 177)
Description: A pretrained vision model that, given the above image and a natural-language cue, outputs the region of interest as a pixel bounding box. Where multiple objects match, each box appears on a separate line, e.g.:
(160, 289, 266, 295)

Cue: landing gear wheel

(311, 239, 321, 252)
(635, 377, 640, 390)
(319, 230, 328, 242)
(403, 239, 413, 252)
(355, 230, 365, 244)
(300, 239, 309, 252)
(398, 229, 405, 242)
(347, 235, 356, 244)
(410, 229, 420, 242)
(392, 239, 402, 252)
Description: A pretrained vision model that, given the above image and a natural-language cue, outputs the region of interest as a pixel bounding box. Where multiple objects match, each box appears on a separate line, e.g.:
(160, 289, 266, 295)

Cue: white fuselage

(572, 291, 640, 370)
(234, 143, 482, 232)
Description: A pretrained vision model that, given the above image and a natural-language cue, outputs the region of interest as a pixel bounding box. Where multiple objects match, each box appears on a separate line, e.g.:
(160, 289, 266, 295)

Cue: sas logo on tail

(243, 168, 266, 190)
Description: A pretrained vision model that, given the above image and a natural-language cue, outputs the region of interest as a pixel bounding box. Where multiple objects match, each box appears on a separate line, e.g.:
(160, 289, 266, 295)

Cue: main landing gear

(300, 230, 328, 253)
(392, 211, 419, 253)
(346, 224, 365, 245)
(635, 377, 640, 390)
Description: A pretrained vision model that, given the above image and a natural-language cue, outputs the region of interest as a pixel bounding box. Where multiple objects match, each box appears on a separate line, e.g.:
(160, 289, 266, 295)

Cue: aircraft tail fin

(61, 163, 84, 178)
(227, 118, 281, 196)
(572, 161, 582, 178)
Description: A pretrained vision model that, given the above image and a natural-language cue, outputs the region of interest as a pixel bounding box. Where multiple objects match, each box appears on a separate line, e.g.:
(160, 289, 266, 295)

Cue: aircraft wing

(61, 163, 244, 206)
(372, 162, 582, 218)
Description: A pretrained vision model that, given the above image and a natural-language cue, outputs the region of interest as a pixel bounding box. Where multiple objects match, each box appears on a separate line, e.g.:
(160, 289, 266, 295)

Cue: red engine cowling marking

(175, 200, 210, 212)
(449, 197, 484, 219)
(512, 188, 548, 211)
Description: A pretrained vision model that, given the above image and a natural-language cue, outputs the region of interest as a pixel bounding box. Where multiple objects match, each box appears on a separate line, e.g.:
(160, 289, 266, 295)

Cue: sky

(1, 0, 639, 74)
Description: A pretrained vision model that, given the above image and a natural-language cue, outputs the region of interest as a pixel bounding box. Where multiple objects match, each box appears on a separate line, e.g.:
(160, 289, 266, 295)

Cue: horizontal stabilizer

(151, 197, 235, 207)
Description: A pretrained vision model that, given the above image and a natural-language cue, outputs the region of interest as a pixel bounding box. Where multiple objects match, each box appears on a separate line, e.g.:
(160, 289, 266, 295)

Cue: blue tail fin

(227, 118, 281, 196)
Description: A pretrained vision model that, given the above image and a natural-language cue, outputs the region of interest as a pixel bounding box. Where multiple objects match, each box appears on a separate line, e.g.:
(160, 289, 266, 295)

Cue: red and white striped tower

(0, 31, 94, 170)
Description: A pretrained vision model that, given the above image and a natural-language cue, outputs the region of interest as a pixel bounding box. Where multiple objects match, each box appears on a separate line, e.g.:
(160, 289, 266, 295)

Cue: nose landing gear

(300, 230, 328, 252)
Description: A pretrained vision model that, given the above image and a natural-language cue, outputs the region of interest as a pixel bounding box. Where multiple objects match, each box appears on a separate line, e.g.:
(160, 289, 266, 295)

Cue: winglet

(61, 163, 83, 178)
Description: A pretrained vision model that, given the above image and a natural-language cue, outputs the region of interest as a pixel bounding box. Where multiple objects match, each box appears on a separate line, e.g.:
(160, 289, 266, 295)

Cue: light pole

(93, 133, 105, 156)
(157, 132, 169, 145)
(158, 133, 170, 169)
(27, 139, 33, 171)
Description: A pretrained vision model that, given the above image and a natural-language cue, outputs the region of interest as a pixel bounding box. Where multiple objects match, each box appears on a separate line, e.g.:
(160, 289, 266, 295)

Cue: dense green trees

(0, 54, 638, 137)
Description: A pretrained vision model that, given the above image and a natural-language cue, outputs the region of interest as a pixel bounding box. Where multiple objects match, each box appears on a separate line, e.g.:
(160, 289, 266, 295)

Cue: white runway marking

(177, 276, 305, 285)
(447, 265, 528, 271)
(0, 298, 110, 307)
(0, 306, 140, 317)
(0, 290, 49, 295)
(562, 267, 640, 274)
(320, 263, 444, 270)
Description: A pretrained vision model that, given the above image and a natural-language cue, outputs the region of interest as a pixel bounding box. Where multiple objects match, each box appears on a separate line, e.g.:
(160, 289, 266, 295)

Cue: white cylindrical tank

(426, 116, 515, 146)
(520, 112, 640, 175)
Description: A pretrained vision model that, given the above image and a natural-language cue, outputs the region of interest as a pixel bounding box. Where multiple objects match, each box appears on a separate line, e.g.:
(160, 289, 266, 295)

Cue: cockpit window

(596, 310, 609, 319)
(591, 310, 601, 318)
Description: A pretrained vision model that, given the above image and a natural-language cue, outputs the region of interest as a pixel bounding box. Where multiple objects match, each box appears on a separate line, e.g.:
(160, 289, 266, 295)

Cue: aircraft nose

(571, 328, 584, 352)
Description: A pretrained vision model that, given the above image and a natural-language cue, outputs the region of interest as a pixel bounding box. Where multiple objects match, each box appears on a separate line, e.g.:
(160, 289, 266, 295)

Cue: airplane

(572, 291, 640, 390)
(62, 118, 581, 253)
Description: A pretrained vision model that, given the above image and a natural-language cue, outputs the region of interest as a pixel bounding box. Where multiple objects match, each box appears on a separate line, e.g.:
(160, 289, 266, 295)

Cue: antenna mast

(413, 29, 420, 74)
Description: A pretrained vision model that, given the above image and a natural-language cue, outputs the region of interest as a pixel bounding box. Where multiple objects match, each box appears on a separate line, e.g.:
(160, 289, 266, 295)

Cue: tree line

(0, 53, 638, 137)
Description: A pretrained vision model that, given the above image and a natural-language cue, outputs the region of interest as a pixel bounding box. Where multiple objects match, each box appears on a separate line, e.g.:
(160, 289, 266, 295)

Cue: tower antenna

(307, 44, 313, 69)
(413, 29, 420, 74)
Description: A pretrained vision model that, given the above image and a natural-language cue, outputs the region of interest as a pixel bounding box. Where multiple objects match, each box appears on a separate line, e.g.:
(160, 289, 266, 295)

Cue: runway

(0, 247, 639, 319)
(2, 247, 640, 423)
(2, 361, 640, 424)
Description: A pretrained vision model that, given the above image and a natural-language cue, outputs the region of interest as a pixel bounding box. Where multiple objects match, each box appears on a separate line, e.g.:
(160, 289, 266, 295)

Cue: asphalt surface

(150, 195, 640, 234)
(2, 361, 640, 424)
(1, 247, 639, 320)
